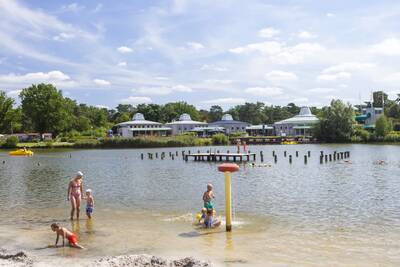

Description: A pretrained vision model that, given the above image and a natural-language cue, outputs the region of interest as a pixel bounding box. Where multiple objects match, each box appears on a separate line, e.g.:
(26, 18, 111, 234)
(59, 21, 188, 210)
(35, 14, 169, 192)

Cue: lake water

(0, 144, 400, 266)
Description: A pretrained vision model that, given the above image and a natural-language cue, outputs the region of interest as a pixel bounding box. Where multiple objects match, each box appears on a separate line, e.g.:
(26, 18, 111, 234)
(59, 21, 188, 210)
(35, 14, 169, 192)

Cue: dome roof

(132, 113, 145, 121)
(179, 113, 192, 121)
(221, 114, 233, 121)
(299, 107, 312, 116)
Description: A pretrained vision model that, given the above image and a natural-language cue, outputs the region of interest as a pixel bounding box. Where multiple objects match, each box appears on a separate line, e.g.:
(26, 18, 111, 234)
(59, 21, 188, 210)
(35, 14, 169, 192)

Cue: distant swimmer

(374, 160, 386, 165)
(249, 163, 272, 167)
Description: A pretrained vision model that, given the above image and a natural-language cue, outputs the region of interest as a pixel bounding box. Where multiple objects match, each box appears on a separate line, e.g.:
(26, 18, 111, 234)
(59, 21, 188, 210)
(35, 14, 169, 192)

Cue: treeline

(0, 83, 313, 135)
(1, 84, 400, 143)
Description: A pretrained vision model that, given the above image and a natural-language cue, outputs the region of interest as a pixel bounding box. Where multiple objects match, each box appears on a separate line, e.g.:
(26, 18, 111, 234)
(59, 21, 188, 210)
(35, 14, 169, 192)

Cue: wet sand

(1, 207, 400, 267)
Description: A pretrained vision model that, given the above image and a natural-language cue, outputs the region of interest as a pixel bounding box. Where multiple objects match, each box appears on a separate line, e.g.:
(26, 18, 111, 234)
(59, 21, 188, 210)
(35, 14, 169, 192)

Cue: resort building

(355, 106, 383, 130)
(189, 126, 225, 137)
(246, 125, 275, 136)
(116, 113, 171, 137)
(166, 113, 207, 135)
(274, 107, 319, 136)
(209, 114, 250, 135)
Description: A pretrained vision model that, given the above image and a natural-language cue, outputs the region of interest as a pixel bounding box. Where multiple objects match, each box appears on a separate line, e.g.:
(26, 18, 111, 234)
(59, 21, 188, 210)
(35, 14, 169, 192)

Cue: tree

(160, 102, 200, 122)
(0, 91, 18, 133)
(373, 91, 388, 107)
(208, 105, 223, 122)
(20, 84, 71, 136)
(229, 102, 266, 124)
(314, 99, 354, 142)
(375, 115, 392, 137)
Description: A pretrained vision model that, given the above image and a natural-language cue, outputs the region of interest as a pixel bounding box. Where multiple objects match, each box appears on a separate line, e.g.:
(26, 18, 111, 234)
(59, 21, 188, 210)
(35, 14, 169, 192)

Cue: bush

(2, 136, 19, 148)
(73, 139, 101, 148)
(229, 131, 246, 138)
(212, 133, 229, 145)
(352, 127, 370, 142)
(383, 131, 400, 142)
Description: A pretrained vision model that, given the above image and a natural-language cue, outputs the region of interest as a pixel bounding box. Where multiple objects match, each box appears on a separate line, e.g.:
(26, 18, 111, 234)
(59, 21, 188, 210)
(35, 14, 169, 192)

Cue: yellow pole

(224, 171, 232, 232)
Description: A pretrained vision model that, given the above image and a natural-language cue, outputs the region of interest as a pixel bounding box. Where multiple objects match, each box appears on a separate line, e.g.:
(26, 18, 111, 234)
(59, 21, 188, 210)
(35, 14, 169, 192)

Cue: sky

(1, 0, 400, 110)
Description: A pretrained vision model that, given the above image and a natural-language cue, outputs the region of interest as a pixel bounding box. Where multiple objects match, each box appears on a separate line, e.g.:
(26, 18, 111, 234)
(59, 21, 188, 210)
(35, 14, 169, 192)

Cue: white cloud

(326, 13, 335, 17)
(95, 104, 110, 109)
(133, 85, 192, 95)
(317, 72, 352, 81)
(186, 42, 204, 50)
(204, 79, 233, 85)
(117, 46, 133, 53)
(322, 62, 375, 73)
(370, 38, 400, 55)
(93, 3, 103, 13)
(120, 96, 152, 105)
(53, 32, 75, 42)
(117, 61, 127, 67)
(202, 98, 246, 105)
(292, 97, 309, 104)
(244, 87, 283, 97)
(265, 70, 298, 81)
(297, 31, 317, 39)
(93, 79, 111, 86)
(0, 71, 72, 86)
(229, 41, 324, 64)
(258, 27, 280, 38)
(307, 88, 335, 94)
(61, 3, 85, 12)
(6, 89, 22, 99)
(200, 64, 228, 72)
(378, 72, 400, 83)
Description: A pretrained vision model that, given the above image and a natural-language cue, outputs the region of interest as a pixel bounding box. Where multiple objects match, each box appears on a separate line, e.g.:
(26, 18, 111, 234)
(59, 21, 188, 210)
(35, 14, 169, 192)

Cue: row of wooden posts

(140, 149, 351, 164)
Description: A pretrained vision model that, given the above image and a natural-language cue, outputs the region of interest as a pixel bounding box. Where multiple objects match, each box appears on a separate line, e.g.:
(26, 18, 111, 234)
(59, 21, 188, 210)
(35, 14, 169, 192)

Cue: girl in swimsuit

(67, 171, 84, 220)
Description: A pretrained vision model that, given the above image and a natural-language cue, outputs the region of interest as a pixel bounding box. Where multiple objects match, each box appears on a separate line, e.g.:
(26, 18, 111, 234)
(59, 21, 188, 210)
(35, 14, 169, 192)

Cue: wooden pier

(185, 152, 256, 162)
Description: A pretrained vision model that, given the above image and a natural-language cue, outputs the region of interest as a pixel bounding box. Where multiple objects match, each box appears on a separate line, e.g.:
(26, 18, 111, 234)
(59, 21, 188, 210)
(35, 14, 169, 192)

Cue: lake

(0, 144, 399, 266)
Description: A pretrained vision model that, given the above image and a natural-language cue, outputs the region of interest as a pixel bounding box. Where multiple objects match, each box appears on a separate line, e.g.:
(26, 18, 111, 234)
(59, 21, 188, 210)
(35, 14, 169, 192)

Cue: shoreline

(0, 249, 211, 267)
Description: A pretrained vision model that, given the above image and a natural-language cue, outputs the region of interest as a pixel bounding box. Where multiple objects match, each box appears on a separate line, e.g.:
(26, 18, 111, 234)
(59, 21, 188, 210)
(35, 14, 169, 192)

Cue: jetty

(185, 152, 256, 162)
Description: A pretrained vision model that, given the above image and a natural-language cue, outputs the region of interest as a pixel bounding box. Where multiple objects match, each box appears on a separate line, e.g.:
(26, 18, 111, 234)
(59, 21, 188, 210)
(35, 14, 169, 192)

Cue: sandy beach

(0, 248, 211, 267)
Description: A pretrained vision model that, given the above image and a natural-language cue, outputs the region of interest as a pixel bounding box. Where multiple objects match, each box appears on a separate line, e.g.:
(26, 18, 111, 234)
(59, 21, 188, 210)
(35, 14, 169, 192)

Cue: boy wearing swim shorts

(85, 189, 94, 219)
(51, 223, 84, 249)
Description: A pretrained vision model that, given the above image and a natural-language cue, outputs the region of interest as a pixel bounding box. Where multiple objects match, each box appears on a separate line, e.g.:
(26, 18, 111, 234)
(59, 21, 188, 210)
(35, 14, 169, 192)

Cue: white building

(116, 113, 171, 137)
(209, 114, 250, 135)
(274, 107, 319, 136)
(166, 113, 207, 135)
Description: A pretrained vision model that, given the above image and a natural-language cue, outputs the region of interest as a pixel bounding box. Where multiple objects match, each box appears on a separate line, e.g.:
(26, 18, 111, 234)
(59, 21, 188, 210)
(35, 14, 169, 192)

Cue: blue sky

(1, 0, 400, 110)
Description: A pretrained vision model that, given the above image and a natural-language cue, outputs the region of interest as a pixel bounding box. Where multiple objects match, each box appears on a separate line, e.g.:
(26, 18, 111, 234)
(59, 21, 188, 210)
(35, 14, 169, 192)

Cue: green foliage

(0, 91, 20, 133)
(229, 131, 246, 138)
(20, 84, 70, 135)
(383, 131, 400, 142)
(211, 133, 229, 145)
(2, 136, 19, 148)
(375, 115, 392, 137)
(352, 126, 370, 142)
(208, 105, 223, 122)
(101, 136, 211, 148)
(314, 100, 354, 142)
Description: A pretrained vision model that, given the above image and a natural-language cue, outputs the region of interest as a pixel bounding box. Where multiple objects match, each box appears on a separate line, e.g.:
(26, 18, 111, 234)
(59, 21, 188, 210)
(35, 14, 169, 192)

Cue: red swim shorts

(67, 234, 78, 245)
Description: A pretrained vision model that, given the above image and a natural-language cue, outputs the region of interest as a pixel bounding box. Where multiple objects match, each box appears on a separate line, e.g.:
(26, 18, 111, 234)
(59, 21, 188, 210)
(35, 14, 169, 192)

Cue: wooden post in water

(320, 151, 324, 157)
(284, 151, 287, 157)
(155, 153, 158, 159)
(289, 155, 292, 164)
(260, 151, 264, 162)
(296, 151, 299, 157)
(141, 153, 144, 160)
(329, 154, 332, 161)
(325, 154, 328, 163)
(171, 154, 175, 160)
(274, 155, 277, 163)
(308, 151, 311, 157)
(304, 155, 308, 164)
(320, 155, 323, 164)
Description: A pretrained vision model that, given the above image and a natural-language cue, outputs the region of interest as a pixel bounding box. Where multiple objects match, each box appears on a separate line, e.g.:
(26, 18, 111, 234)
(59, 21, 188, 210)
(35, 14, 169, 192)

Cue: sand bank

(0, 249, 210, 267)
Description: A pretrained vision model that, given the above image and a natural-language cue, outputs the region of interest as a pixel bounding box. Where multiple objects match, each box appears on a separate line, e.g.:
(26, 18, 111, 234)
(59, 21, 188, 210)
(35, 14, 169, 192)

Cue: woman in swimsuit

(67, 171, 84, 220)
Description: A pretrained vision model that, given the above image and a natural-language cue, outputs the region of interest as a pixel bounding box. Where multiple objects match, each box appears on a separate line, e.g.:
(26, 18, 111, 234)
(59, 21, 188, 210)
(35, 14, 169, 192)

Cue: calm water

(0, 144, 400, 266)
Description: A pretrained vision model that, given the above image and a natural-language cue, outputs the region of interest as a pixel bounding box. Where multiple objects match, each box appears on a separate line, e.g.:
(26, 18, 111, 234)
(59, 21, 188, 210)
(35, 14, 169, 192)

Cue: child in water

(85, 189, 94, 219)
(203, 184, 215, 210)
(50, 223, 84, 249)
(198, 208, 207, 224)
(204, 209, 221, 228)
